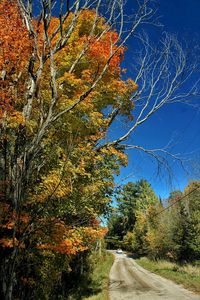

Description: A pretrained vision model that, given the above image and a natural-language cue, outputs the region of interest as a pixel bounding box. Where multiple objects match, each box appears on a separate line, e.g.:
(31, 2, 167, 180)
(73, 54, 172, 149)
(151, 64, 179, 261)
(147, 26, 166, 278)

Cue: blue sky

(114, 0, 200, 199)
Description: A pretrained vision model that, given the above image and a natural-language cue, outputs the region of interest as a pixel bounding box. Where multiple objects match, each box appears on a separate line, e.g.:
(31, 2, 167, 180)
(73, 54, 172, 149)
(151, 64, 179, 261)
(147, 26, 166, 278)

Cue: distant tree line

(107, 179, 200, 262)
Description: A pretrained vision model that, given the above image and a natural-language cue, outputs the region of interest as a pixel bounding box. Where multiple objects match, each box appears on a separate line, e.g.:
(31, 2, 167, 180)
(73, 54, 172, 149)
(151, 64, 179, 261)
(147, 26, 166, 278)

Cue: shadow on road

(125, 252, 141, 259)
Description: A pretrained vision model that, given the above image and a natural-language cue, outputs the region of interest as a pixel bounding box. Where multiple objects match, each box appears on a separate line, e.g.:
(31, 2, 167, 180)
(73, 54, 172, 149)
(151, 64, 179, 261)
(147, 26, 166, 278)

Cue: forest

(0, 0, 199, 299)
(107, 179, 200, 262)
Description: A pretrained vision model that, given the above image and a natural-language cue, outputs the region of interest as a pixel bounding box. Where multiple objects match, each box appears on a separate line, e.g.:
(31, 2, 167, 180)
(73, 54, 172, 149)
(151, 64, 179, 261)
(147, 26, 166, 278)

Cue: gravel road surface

(109, 252, 200, 300)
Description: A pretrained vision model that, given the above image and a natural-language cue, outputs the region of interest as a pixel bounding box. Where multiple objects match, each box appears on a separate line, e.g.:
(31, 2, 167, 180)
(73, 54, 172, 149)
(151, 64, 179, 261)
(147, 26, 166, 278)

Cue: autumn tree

(107, 179, 160, 253)
(169, 182, 200, 261)
(149, 185, 200, 262)
(126, 182, 200, 261)
(0, 1, 138, 298)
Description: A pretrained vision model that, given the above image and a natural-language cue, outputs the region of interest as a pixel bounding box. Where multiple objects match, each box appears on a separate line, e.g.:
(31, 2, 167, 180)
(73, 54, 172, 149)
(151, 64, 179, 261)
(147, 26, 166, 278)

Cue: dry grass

(181, 264, 200, 277)
(136, 257, 200, 294)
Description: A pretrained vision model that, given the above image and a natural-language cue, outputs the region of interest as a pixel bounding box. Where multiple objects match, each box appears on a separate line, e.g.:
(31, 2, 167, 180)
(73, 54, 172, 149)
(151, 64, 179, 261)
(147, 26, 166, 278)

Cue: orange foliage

(0, 0, 31, 118)
(0, 202, 30, 249)
(89, 32, 124, 74)
(0, 206, 107, 256)
(0, 237, 20, 248)
(0, 6, 133, 266)
(37, 224, 108, 255)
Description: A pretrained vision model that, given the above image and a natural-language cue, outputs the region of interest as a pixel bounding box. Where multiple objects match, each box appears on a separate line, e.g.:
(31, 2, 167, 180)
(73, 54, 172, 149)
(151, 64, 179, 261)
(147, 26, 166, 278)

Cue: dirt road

(109, 253, 200, 300)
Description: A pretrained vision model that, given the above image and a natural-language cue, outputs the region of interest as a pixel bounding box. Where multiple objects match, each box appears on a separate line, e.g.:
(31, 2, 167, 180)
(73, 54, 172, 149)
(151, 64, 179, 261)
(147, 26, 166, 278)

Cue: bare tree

(99, 32, 200, 161)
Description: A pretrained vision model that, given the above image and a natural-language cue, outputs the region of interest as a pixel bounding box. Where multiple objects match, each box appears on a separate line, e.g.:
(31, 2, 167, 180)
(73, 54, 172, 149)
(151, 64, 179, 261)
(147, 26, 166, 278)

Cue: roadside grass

(136, 257, 200, 294)
(82, 252, 114, 300)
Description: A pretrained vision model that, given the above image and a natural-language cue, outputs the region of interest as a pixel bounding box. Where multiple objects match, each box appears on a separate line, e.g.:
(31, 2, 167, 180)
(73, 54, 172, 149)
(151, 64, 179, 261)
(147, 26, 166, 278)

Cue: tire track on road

(109, 253, 200, 300)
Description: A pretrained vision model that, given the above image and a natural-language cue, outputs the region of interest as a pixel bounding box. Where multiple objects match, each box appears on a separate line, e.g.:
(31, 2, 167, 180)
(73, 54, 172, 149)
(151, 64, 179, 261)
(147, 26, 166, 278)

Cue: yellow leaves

(89, 131, 105, 142)
(135, 211, 148, 231)
(34, 170, 71, 203)
(26, 119, 37, 131)
(78, 98, 94, 112)
(62, 72, 82, 87)
(145, 229, 157, 247)
(100, 146, 128, 166)
(110, 79, 127, 94)
(83, 183, 99, 195)
(49, 220, 66, 243)
(78, 159, 86, 173)
(81, 69, 93, 82)
(59, 72, 84, 95)
(57, 72, 87, 110)
(83, 226, 108, 239)
(184, 180, 200, 195)
(126, 78, 138, 92)
(7, 111, 25, 129)
(78, 10, 104, 36)
(89, 111, 104, 128)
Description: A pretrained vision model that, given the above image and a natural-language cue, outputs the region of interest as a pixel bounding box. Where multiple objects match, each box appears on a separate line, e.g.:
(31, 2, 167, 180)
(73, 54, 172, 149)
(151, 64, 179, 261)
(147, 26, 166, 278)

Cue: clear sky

(114, 0, 200, 200)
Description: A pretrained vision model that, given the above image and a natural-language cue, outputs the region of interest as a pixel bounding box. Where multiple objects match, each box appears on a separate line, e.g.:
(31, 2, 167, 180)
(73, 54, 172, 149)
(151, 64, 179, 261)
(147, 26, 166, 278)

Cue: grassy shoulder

(82, 251, 114, 300)
(136, 257, 200, 294)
